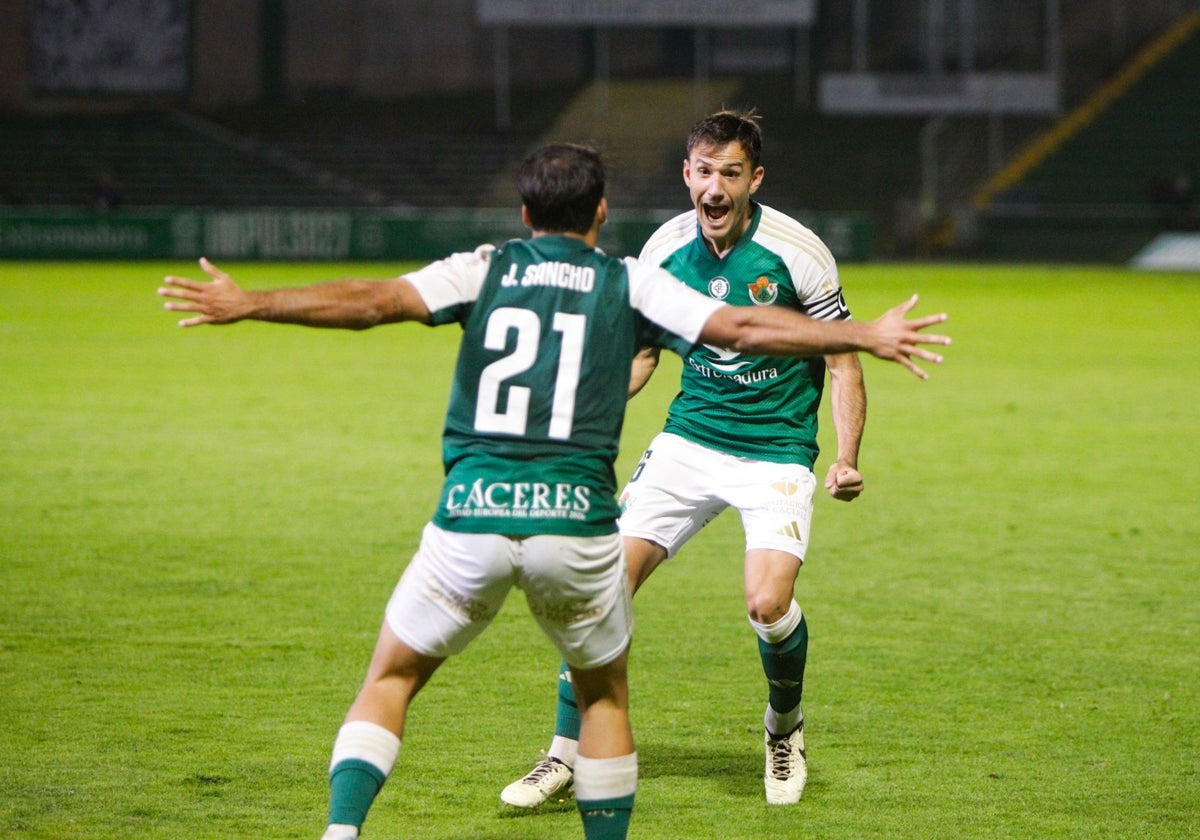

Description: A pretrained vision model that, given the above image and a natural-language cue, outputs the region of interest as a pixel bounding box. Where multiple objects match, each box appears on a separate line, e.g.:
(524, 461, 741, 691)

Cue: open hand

(157, 258, 250, 327)
(868, 295, 950, 379)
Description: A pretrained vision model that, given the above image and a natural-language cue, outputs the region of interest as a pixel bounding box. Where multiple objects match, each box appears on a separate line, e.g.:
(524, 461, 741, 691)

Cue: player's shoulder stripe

(753, 205, 835, 271)
(640, 210, 696, 262)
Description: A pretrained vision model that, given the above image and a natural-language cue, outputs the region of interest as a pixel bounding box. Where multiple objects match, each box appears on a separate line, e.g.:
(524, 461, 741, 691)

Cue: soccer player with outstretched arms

(160, 142, 948, 839)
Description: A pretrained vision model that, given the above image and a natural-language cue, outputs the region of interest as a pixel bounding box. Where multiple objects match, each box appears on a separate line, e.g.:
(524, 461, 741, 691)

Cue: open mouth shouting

(701, 203, 733, 231)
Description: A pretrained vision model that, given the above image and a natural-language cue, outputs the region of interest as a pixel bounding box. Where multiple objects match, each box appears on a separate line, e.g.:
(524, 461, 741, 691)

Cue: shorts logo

(708, 276, 731, 299)
(772, 480, 800, 496)
(776, 521, 806, 541)
(748, 276, 778, 305)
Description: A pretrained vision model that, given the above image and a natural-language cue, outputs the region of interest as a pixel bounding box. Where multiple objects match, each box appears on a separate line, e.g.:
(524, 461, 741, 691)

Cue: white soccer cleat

(764, 725, 807, 805)
(500, 755, 574, 808)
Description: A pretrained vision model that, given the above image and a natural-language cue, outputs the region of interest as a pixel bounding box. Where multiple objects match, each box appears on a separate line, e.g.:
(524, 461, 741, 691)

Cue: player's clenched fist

(824, 462, 864, 501)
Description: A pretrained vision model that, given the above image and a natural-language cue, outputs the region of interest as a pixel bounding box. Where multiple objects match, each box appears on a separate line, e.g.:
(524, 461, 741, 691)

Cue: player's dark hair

(687, 109, 763, 169)
(517, 143, 606, 235)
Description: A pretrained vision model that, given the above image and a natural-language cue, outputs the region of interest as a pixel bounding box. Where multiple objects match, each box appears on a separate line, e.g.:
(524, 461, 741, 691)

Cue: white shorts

(385, 522, 632, 670)
(618, 432, 816, 562)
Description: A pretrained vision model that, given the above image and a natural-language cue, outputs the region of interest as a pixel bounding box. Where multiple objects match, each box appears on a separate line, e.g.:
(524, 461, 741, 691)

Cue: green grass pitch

(1, 260, 1197, 839)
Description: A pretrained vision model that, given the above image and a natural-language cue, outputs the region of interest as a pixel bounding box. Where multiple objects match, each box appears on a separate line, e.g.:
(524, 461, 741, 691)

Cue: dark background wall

(1, 1, 1193, 109)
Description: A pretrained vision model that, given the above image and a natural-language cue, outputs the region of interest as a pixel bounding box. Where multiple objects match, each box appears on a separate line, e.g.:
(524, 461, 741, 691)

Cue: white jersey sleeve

(754, 205, 848, 321)
(624, 256, 724, 346)
(402, 244, 495, 312)
(637, 210, 696, 266)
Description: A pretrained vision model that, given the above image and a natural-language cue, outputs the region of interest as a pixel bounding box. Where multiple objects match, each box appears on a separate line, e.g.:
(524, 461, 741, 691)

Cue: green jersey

(405, 235, 723, 536)
(639, 203, 850, 469)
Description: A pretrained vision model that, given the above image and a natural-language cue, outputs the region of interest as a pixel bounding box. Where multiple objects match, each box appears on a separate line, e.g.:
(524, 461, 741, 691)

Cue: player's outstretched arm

(700, 294, 950, 379)
(158, 257, 431, 329)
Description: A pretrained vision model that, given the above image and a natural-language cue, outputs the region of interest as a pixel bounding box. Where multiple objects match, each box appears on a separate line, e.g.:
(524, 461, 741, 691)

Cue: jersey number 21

(475, 306, 585, 440)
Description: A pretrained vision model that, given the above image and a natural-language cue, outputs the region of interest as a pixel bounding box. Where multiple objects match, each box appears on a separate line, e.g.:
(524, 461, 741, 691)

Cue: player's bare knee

(745, 592, 791, 625)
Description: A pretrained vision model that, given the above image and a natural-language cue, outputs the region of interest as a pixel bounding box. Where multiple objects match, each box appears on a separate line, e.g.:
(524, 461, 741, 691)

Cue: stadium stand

(0, 110, 368, 209)
(195, 86, 579, 209)
(0, 82, 807, 218)
(0, 88, 1022, 257)
(0, 85, 575, 212)
(968, 12, 1200, 261)
(2, 10, 1195, 262)
(499, 78, 742, 211)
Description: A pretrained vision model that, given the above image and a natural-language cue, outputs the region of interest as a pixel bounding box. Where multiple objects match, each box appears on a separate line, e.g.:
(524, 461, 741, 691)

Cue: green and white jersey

(405, 235, 723, 536)
(639, 203, 849, 469)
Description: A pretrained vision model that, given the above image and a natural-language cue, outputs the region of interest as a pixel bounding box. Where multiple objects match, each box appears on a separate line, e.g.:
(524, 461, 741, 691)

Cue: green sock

(578, 793, 635, 839)
(758, 612, 808, 721)
(575, 753, 636, 839)
(328, 759, 387, 829)
(555, 661, 581, 740)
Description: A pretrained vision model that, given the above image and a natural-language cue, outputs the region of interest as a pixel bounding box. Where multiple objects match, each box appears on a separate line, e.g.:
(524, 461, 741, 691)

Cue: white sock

(573, 753, 638, 802)
(329, 720, 401, 775)
(748, 599, 803, 644)
(765, 702, 803, 737)
(548, 735, 579, 768)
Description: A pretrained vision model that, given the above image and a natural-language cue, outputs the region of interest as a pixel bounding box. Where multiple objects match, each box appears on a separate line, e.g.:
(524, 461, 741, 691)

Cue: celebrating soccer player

(161, 141, 947, 839)
(501, 110, 915, 809)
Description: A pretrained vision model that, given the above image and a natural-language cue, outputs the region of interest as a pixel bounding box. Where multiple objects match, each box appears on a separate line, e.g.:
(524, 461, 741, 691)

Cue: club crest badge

(748, 276, 778, 305)
(708, 276, 730, 299)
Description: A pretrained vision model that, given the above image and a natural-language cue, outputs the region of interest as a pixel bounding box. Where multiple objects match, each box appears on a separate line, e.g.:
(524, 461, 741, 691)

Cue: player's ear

(749, 166, 765, 195)
(521, 204, 533, 230)
(595, 197, 608, 227)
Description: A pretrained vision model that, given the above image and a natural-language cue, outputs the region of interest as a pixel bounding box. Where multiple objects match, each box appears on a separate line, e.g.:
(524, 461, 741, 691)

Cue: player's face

(683, 141, 764, 257)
